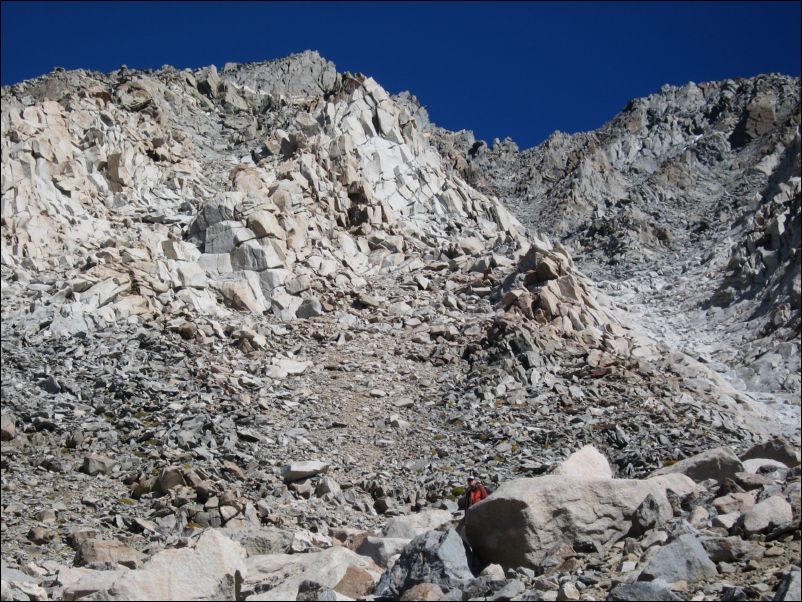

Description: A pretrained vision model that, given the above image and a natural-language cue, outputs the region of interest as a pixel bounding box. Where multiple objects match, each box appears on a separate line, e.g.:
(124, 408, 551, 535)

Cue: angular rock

(374, 529, 475, 599)
(554, 444, 613, 480)
(282, 460, 330, 483)
(218, 527, 293, 556)
(638, 533, 717, 584)
(75, 539, 145, 569)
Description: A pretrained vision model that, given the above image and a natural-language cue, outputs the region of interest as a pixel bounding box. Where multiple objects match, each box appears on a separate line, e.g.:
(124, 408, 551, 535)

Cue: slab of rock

(282, 460, 329, 483)
(465, 474, 695, 568)
(244, 546, 380, 601)
(382, 510, 454, 539)
(740, 436, 800, 467)
(89, 530, 246, 600)
(638, 533, 717, 584)
(554, 445, 613, 480)
(373, 529, 474, 599)
(649, 447, 744, 484)
(741, 495, 793, 534)
(75, 539, 145, 569)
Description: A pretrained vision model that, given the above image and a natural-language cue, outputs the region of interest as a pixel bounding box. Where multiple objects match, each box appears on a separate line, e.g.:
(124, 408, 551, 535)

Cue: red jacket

(466, 483, 489, 507)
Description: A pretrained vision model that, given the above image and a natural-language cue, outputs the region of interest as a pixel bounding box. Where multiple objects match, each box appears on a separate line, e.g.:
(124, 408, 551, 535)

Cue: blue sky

(2, 1, 800, 149)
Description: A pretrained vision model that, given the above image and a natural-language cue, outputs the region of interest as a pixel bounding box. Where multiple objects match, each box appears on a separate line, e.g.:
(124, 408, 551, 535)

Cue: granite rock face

(433, 75, 801, 415)
(1, 52, 800, 602)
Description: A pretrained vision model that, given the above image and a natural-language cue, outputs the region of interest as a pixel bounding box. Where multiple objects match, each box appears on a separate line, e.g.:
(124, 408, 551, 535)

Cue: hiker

(463, 475, 489, 511)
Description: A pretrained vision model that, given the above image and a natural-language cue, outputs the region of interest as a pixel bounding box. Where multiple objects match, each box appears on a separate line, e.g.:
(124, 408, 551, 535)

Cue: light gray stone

(465, 474, 696, 569)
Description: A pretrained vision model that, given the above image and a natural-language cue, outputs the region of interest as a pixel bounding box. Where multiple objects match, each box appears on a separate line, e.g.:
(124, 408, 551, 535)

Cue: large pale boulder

(649, 447, 744, 484)
(554, 444, 613, 480)
(382, 510, 454, 539)
(741, 495, 793, 534)
(465, 474, 696, 569)
(71, 530, 246, 600)
(243, 546, 380, 601)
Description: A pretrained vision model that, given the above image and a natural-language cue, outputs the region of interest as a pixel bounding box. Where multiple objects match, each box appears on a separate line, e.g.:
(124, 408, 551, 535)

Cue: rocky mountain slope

(433, 74, 801, 417)
(1, 51, 800, 600)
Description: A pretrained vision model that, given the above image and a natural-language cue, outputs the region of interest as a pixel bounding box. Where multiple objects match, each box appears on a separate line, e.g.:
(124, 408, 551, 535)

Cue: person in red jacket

(464, 475, 489, 510)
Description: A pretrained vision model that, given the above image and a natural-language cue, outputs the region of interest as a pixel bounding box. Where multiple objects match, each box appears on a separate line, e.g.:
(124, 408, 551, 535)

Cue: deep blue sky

(2, 1, 800, 149)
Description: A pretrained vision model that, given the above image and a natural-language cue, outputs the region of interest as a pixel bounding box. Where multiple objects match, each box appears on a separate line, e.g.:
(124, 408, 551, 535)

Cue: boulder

(382, 510, 454, 539)
(244, 546, 380, 601)
(638, 533, 717, 584)
(465, 474, 695, 568)
(649, 447, 744, 484)
(741, 495, 793, 534)
(282, 461, 329, 483)
(83, 530, 246, 600)
(75, 539, 144, 569)
(554, 444, 613, 480)
(741, 436, 800, 467)
(373, 529, 475, 599)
